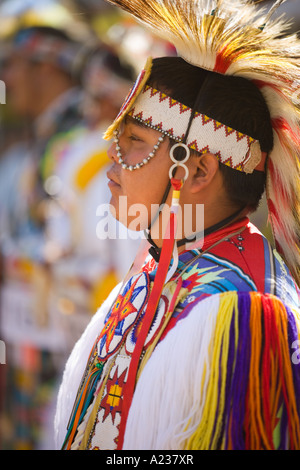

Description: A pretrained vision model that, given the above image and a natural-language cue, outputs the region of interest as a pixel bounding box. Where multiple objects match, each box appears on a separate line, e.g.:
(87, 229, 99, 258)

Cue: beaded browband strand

(104, 60, 265, 174)
(113, 128, 165, 171)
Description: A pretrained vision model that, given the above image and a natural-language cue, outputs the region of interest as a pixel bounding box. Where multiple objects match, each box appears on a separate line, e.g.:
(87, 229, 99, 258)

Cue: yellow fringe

(185, 291, 238, 449)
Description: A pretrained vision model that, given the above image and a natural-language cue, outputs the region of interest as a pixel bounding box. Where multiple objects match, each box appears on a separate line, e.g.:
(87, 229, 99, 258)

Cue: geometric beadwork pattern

(128, 85, 261, 173)
(97, 272, 150, 360)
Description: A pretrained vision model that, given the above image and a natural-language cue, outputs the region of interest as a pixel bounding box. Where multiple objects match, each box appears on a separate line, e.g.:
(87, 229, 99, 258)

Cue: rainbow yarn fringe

(185, 291, 300, 450)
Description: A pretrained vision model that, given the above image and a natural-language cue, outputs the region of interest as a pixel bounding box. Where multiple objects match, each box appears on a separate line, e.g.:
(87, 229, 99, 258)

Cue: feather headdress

(104, 0, 300, 286)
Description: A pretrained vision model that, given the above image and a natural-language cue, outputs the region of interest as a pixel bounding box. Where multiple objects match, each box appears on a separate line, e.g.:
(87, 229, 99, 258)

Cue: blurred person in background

(0, 25, 83, 450)
(0, 25, 82, 255)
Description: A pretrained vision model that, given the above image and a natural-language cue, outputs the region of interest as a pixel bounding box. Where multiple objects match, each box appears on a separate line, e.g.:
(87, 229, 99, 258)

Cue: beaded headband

(104, 58, 264, 174)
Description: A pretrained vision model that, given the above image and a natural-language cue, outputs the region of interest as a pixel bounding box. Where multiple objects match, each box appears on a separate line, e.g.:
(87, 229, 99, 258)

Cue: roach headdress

(104, 0, 300, 286)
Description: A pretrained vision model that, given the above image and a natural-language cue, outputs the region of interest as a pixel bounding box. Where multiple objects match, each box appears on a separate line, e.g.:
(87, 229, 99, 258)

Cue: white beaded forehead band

(104, 59, 265, 176)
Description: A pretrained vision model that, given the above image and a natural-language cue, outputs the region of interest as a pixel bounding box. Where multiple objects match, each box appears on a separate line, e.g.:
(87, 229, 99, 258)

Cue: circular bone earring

(169, 142, 190, 181)
(113, 128, 165, 171)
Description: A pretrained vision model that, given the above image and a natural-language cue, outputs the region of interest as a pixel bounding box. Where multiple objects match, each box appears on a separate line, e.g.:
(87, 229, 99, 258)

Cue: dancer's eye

(129, 134, 143, 142)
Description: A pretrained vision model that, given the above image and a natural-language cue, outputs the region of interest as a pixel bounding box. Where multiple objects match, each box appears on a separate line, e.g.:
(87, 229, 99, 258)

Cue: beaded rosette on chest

(63, 271, 186, 450)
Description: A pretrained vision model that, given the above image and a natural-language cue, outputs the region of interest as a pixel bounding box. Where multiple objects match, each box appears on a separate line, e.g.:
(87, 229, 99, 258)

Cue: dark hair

(147, 57, 274, 211)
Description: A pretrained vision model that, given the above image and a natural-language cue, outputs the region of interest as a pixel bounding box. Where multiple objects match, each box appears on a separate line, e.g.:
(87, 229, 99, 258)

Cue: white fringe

(53, 283, 121, 449)
(123, 293, 221, 450)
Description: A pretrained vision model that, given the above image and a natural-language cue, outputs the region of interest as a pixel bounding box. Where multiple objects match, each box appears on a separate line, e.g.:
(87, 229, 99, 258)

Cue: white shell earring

(169, 142, 190, 181)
